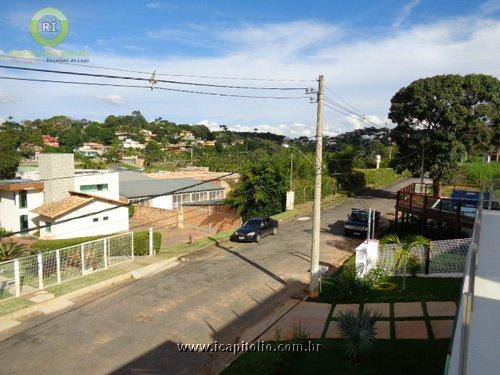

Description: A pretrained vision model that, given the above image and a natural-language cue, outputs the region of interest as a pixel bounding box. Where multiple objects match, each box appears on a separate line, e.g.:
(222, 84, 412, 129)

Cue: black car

(230, 217, 279, 243)
(344, 208, 380, 237)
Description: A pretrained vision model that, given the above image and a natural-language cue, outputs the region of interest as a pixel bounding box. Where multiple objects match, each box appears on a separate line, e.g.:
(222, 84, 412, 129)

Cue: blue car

(344, 209, 380, 237)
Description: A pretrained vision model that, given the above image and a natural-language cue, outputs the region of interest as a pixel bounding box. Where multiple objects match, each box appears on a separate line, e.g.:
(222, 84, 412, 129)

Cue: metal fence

(0, 232, 133, 300)
(377, 238, 470, 275)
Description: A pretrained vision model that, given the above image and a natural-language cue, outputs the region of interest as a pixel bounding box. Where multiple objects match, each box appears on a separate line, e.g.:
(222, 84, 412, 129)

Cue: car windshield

(243, 219, 263, 228)
(350, 211, 368, 222)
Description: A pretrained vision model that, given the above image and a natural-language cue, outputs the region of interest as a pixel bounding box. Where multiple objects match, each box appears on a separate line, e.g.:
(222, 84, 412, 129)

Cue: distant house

(123, 138, 145, 150)
(33, 191, 128, 239)
(119, 171, 225, 209)
(42, 135, 59, 148)
(75, 142, 107, 157)
(179, 131, 195, 141)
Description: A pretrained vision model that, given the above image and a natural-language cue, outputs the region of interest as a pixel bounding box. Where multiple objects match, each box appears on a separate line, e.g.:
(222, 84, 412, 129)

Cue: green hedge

(357, 168, 411, 189)
(32, 235, 104, 252)
(133, 231, 161, 256)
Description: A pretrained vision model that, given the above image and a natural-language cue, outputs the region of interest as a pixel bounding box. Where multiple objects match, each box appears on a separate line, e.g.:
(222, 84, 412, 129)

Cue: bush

(334, 264, 371, 300)
(128, 205, 135, 218)
(407, 255, 421, 276)
(364, 267, 389, 286)
(336, 171, 366, 194)
(33, 235, 104, 252)
(133, 231, 161, 256)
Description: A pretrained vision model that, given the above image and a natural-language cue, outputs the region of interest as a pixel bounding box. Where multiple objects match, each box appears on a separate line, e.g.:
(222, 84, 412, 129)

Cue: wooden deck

(395, 183, 476, 234)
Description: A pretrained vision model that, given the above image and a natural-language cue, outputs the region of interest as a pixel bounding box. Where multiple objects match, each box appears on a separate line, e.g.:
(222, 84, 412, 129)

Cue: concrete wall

(0, 189, 44, 234)
(149, 195, 173, 210)
(39, 200, 129, 239)
(38, 153, 74, 203)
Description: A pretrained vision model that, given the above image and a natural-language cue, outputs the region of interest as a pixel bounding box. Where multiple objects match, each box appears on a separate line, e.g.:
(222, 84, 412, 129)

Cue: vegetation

(335, 309, 380, 364)
(389, 74, 500, 191)
(380, 234, 430, 290)
(133, 231, 161, 256)
(32, 235, 105, 252)
(223, 339, 450, 375)
(0, 242, 31, 261)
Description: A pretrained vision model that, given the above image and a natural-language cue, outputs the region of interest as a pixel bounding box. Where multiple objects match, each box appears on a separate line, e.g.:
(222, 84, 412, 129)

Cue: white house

(122, 138, 145, 150)
(0, 179, 44, 235)
(33, 191, 129, 239)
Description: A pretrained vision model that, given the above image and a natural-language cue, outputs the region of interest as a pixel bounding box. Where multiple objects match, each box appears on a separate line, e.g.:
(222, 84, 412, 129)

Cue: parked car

(343, 208, 380, 237)
(230, 217, 279, 243)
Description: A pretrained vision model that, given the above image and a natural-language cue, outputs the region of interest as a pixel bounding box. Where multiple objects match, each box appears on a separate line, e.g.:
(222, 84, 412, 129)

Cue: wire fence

(0, 232, 133, 301)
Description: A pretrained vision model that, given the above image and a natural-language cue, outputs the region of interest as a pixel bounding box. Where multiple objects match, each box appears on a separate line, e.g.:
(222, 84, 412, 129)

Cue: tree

(388, 74, 500, 187)
(0, 127, 21, 178)
(380, 234, 430, 290)
(225, 157, 288, 219)
(144, 141, 163, 166)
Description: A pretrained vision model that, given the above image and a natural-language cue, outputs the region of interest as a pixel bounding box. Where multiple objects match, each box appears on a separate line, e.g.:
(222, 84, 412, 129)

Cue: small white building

(0, 180, 44, 235)
(33, 191, 129, 239)
(122, 138, 145, 150)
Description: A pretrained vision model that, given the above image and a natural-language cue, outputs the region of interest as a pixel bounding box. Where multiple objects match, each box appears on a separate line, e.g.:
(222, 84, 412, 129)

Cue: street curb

(2, 257, 180, 322)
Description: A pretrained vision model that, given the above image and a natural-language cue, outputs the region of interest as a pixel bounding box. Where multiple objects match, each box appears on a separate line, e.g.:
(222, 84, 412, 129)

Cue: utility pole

(420, 141, 425, 187)
(309, 75, 324, 298)
(289, 152, 293, 191)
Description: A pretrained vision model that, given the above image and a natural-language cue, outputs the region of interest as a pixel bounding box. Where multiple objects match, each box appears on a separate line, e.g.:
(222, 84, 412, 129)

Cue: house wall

(74, 172, 120, 200)
(149, 195, 173, 210)
(0, 189, 44, 234)
(39, 200, 129, 239)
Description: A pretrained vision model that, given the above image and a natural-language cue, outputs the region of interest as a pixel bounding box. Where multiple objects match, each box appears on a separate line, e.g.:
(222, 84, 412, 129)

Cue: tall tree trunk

(402, 260, 407, 290)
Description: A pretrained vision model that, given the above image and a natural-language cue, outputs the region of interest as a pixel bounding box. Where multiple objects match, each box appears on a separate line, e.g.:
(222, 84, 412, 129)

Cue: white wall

(0, 189, 44, 234)
(150, 195, 173, 210)
(39, 200, 129, 239)
(73, 172, 120, 200)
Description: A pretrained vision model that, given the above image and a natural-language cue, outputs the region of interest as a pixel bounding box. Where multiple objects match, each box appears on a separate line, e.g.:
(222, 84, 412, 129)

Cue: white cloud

(394, 0, 421, 28)
(481, 0, 500, 15)
(146, 2, 176, 11)
(2, 15, 500, 137)
(0, 91, 13, 103)
(96, 94, 124, 105)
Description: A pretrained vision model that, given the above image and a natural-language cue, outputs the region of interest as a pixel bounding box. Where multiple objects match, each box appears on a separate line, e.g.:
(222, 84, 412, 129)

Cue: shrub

(407, 254, 421, 276)
(32, 235, 103, 252)
(334, 264, 371, 300)
(364, 267, 389, 286)
(133, 231, 161, 256)
(336, 308, 380, 364)
(0, 242, 31, 261)
(128, 205, 135, 218)
(0, 227, 13, 238)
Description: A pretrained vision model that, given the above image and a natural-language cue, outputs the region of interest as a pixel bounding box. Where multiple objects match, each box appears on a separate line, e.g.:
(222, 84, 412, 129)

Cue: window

(80, 184, 109, 192)
(103, 216, 109, 221)
(19, 190, 28, 208)
(45, 222, 51, 233)
(93, 218, 99, 222)
(19, 215, 29, 235)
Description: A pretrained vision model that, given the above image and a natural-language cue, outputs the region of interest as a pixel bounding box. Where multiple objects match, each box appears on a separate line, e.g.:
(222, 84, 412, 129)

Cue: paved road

(0, 179, 411, 375)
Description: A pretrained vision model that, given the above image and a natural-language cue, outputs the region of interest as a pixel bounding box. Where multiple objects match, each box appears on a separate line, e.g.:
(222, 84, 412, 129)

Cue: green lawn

(314, 256, 462, 304)
(0, 297, 33, 316)
(158, 229, 234, 259)
(46, 267, 126, 296)
(223, 339, 449, 375)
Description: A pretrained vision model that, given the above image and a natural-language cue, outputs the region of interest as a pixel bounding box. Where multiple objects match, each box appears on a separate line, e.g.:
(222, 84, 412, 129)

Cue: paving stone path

(265, 300, 457, 341)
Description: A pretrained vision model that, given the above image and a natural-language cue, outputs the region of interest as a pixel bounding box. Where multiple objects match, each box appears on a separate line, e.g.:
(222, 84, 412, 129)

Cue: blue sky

(1, 0, 499, 136)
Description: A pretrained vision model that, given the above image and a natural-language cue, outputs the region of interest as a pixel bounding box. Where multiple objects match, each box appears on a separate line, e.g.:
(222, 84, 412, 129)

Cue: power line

(0, 54, 315, 83)
(324, 86, 365, 116)
(0, 76, 308, 100)
(0, 64, 310, 91)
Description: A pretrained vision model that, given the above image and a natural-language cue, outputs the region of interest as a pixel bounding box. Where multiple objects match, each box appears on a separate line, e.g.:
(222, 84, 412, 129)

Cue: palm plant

(380, 234, 430, 290)
(336, 309, 380, 364)
(0, 242, 29, 262)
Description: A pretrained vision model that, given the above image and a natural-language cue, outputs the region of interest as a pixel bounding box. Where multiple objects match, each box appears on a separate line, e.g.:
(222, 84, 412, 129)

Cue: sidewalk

(0, 255, 179, 331)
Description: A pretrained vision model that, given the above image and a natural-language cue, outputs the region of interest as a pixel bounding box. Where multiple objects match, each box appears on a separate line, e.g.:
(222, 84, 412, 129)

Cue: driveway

(0, 179, 411, 375)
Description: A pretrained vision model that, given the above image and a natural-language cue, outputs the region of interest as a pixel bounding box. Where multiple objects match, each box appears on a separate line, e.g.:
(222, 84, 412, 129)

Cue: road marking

(297, 216, 311, 221)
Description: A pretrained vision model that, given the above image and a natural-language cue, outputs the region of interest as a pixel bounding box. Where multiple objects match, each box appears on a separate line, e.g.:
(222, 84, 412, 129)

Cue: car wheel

(255, 234, 261, 243)
(272, 227, 277, 235)
(344, 229, 351, 237)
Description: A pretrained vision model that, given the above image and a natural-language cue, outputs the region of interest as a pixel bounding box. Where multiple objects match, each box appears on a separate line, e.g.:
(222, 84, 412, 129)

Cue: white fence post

(80, 244, 85, 273)
(56, 249, 61, 284)
(103, 238, 108, 269)
(131, 232, 135, 260)
(13, 259, 21, 297)
(149, 227, 154, 256)
(37, 253, 44, 289)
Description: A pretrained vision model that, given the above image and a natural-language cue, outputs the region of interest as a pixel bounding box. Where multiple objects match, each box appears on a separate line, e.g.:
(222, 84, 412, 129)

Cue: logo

(30, 7, 69, 47)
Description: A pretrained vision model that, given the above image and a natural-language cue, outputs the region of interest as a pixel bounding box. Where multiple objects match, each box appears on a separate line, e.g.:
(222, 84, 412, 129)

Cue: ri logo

(30, 7, 69, 47)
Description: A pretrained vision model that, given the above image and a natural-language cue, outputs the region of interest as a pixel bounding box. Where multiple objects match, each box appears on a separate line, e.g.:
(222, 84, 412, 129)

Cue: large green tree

(388, 74, 499, 185)
(225, 157, 288, 219)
